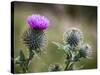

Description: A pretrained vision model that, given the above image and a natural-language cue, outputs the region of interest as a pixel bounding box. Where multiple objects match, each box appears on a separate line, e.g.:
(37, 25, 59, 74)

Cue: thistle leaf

(15, 56, 20, 64)
(20, 50, 26, 61)
(73, 65, 84, 70)
(15, 50, 26, 65)
(52, 41, 64, 49)
(14, 56, 20, 61)
(63, 45, 72, 53)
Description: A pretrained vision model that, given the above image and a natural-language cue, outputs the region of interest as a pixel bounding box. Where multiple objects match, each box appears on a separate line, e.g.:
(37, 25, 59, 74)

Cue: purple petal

(26, 14, 49, 30)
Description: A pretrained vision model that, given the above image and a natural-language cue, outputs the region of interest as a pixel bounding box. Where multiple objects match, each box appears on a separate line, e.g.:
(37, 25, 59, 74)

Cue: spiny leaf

(15, 50, 26, 65)
(20, 50, 26, 61)
(73, 65, 84, 70)
(52, 41, 64, 49)
(63, 45, 72, 53)
(15, 56, 20, 64)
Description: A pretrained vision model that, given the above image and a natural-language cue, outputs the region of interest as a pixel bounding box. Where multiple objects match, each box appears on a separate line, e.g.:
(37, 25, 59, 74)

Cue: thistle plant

(15, 14, 49, 73)
(52, 28, 91, 71)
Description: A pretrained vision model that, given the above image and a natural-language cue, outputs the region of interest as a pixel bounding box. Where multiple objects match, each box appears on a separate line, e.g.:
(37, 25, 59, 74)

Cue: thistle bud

(64, 28, 82, 48)
(79, 44, 91, 58)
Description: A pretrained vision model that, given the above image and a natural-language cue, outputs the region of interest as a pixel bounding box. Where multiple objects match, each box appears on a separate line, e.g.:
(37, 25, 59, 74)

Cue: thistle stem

(22, 67, 27, 73)
(21, 49, 34, 73)
(27, 50, 34, 66)
(64, 61, 70, 70)
(64, 61, 74, 70)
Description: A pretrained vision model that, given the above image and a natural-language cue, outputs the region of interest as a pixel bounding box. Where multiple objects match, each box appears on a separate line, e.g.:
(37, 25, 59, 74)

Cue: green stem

(21, 49, 34, 73)
(22, 67, 27, 73)
(27, 50, 34, 66)
(64, 61, 74, 70)
(64, 50, 74, 71)
(64, 61, 70, 70)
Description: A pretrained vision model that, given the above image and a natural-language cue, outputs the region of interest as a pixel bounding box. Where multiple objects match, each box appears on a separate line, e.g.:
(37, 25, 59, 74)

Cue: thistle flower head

(64, 28, 83, 48)
(79, 44, 91, 58)
(27, 14, 49, 30)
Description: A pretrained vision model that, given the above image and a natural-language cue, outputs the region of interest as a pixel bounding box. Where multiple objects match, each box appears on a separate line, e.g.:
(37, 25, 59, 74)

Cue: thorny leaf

(52, 42, 64, 50)
(73, 64, 84, 70)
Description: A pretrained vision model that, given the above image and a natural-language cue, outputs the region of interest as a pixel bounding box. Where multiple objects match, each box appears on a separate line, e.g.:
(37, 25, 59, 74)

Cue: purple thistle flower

(27, 14, 49, 30)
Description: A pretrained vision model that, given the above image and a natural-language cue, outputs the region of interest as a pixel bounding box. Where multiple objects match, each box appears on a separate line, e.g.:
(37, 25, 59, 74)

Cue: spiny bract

(23, 29, 46, 53)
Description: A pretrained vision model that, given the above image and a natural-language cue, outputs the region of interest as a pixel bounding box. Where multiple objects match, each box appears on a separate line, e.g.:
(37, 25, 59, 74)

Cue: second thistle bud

(79, 44, 91, 58)
(63, 28, 83, 48)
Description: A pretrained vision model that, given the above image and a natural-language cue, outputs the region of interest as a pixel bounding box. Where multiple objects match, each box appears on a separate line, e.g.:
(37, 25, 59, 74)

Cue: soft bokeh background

(13, 2, 97, 73)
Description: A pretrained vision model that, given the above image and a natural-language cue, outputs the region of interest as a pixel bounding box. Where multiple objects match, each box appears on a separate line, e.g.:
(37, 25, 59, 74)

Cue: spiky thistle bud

(63, 28, 83, 48)
(79, 44, 91, 58)
(23, 29, 46, 53)
(23, 14, 49, 53)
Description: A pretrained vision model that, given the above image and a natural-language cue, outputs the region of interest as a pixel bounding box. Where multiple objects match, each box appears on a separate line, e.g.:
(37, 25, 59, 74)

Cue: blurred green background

(13, 2, 97, 73)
